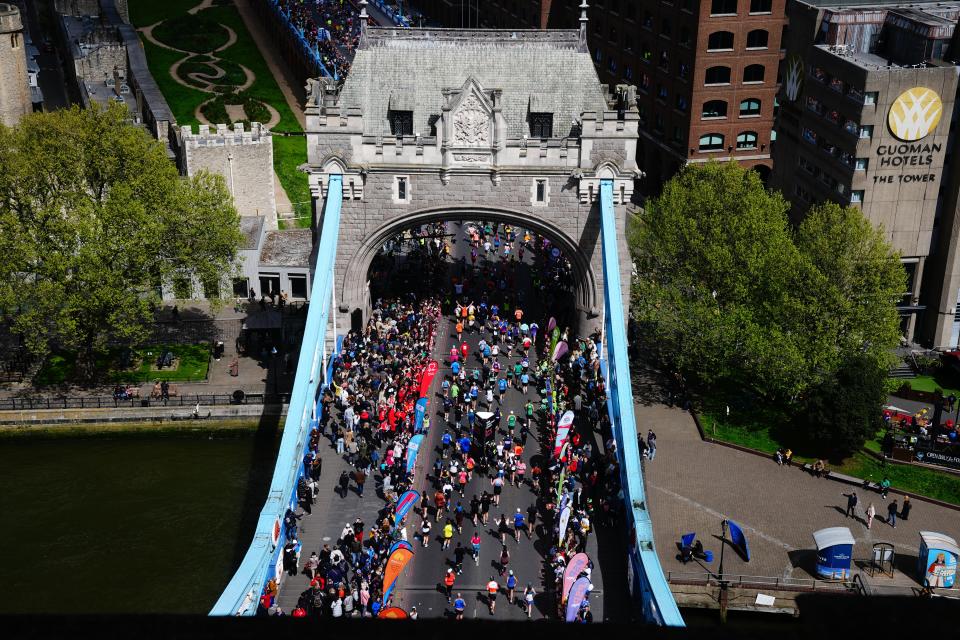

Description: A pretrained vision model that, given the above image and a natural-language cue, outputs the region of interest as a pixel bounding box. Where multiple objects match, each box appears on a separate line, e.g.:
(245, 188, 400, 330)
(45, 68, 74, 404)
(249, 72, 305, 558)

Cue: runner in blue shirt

(497, 377, 507, 400)
(453, 593, 466, 619)
(513, 508, 526, 542)
(451, 360, 461, 376)
(506, 570, 518, 603)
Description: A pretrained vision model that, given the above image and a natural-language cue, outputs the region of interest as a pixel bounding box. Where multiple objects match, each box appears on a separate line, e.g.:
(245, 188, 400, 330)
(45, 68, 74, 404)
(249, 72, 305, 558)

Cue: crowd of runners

(258, 221, 623, 621)
(275, 0, 361, 78)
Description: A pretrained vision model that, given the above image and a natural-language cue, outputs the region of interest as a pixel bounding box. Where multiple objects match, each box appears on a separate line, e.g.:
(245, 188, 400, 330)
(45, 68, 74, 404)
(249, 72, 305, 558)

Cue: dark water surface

(0, 426, 278, 613)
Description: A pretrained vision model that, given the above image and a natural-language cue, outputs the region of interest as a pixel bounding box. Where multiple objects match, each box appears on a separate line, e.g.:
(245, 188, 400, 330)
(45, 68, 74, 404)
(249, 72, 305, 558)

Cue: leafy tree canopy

(0, 103, 243, 375)
(629, 161, 904, 409)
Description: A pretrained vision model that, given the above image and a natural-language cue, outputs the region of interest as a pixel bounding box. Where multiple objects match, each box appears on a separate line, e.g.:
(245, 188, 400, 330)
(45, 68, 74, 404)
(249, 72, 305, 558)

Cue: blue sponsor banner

(565, 576, 591, 622)
(395, 490, 420, 524)
(727, 520, 750, 562)
(406, 434, 425, 474)
(413, 397, 428, 433)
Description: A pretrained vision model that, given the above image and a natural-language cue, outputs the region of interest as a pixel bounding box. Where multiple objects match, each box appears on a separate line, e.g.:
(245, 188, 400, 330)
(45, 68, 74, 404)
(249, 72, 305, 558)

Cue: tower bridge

(211, 10, 682, 626)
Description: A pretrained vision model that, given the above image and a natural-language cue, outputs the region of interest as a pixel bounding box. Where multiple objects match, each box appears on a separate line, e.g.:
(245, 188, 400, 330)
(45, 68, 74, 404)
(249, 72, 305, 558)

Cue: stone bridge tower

(0, 3, 31, 127)
(305, 18, 639, 336)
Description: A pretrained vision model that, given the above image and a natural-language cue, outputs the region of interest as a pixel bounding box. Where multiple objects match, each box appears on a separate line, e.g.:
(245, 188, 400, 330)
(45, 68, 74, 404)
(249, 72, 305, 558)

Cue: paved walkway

(0, 302, 304, 400)
(638, 386, 960, 594)
(233, 0, 306, 129)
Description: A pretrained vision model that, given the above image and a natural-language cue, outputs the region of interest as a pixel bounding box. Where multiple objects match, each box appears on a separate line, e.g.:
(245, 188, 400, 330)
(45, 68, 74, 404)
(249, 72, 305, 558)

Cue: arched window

(699, 133, 725, 151)
(743, 64, 765, 83)
(736, 131, 758, 149)
(707, 31, 734, 51)
(702, 100, 728, 118)
(705, 66, 731, 85)
(711, 0, 737, 14)
(746, 30, 768, 48)
(739, 98, 761, 116)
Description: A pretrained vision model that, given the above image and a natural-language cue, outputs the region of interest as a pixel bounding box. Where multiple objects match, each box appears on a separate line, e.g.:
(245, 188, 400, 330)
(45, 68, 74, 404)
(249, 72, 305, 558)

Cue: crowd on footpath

(257, 221, 616, 621)
(275, 0, 360, 78)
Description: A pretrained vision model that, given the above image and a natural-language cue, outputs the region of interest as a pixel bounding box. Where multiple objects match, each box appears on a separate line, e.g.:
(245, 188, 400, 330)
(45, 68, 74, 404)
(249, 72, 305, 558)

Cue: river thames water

(0, 426, 277, 613)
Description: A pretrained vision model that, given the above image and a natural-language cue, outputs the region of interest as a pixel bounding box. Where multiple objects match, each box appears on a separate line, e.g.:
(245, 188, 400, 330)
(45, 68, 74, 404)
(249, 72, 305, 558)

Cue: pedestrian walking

(888, 499, 898, 528)
(338, 471, 350, 499)
(844, 491, 858, 518)
(647, 430, 657, 460)
(497, 514, 511, 545)
(901, 496, 912, 521)
(454, 541, 468, 574)
(453, 593, 466, 619)
(524, 584, 536, 618)
(866, 503, 876, 529)
(354, 469, 366, 497)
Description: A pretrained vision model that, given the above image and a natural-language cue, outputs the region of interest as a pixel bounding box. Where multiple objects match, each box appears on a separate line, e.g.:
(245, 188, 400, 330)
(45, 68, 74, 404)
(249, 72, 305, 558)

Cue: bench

(827, 470, 880, 491)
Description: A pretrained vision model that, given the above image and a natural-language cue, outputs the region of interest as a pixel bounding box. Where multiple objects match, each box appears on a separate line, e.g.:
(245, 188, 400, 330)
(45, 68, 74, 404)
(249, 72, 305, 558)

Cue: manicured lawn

(128, 0, 200, 27)
(35, 344, 210, 385)
(898, 373, 960, 398)
(700, 409, 960, 506)
(137, 37, 206, 127)
(152, 14, 231, 52)
(273, 136, 312, 227)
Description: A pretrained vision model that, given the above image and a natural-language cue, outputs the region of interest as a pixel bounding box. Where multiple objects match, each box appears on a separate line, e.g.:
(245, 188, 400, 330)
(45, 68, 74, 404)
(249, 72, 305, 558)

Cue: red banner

(552, 410, 575, 458)
(418, 360, 439, 398)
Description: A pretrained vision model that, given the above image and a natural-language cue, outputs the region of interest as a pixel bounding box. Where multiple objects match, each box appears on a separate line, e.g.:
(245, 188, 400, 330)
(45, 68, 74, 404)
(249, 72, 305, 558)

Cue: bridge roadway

(276, 222, 621, 619)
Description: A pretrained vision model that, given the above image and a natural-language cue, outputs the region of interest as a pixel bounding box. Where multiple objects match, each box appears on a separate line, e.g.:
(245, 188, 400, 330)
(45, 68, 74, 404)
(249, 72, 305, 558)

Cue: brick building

(410, 0, 785, 192)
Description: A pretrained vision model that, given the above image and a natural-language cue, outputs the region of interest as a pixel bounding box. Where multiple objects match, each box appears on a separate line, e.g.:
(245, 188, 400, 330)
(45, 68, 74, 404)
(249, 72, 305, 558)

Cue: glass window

(679, 27, 691, 47)
(859, 125, 873, 139)
(530, 112, 553, 138)
(673, 126, 684, 142)
(659, 50, 669, 69)
(536, 180, 546, 202)
(708, 31, 734, 51)
(750, 0, 772, 12)
(676, 95, 689, 112)
(397, 177, 407, 200)
(802, 127, 817, 144)
(743, 64, 765, 83)
(705, 66, 731, 85)
(289, 275, 308, 299)
(657, 84, 668, 100)
(851, 190, 864, 204)
(661, 19, 672, 37)
(703, 100, 728, 118)
(232, 278, 248, 298)
(699, 133, 725, 151)
(746, 30, 768, 48)
(736, 131, 758, 149)
(739, 98, 761, 116)
(678, 62, 690, 79)
(711, 0, 737, 14)
(864, 92, 878, 105)
(642, 42, 652, 62)
(855, 158, 869, 171)
(389, 110, 413, 136)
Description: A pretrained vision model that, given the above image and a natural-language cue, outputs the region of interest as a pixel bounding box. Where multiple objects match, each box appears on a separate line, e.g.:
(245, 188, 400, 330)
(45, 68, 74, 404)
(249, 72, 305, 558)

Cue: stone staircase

(890, 360, 917, 379)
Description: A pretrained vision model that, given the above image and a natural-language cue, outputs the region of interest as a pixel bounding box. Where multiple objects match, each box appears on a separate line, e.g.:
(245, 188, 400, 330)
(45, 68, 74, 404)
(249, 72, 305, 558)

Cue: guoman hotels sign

(873, 88, 944, 185)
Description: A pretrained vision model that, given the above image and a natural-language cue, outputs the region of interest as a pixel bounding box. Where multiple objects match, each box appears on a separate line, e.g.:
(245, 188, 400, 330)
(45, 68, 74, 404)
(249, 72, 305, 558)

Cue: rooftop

(815, 42, 956, 69)
(239, 216, 265, 251)
(259, 230, 313, 268)
(338, 26, 606, 139)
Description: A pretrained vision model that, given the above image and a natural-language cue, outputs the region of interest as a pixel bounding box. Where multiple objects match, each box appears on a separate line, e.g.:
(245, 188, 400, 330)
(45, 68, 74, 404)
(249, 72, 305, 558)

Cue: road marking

(649, 484, 796, 551)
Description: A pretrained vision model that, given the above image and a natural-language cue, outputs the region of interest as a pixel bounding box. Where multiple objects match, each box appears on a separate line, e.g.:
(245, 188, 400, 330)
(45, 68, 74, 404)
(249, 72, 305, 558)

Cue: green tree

(794, 202, 906, 376)
(629, 161, 824, 401)
(0, 103, 243, 377)
(798, 354, 888, 455)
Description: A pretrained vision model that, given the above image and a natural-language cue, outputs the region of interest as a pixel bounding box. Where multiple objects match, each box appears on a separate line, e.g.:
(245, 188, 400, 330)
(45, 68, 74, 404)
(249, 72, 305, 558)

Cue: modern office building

(773, 0, 960, 345)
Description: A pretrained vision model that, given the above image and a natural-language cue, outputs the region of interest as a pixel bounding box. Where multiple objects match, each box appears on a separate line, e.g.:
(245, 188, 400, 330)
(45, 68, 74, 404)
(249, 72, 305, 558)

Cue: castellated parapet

(0, 3, 31, 127)
(178, 122, 277, 229)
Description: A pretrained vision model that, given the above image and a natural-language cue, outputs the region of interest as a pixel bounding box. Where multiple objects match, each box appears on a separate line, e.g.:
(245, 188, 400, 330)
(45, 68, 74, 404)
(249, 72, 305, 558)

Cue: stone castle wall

(0, 4, 31, 127)
(179, 123, 277, 228)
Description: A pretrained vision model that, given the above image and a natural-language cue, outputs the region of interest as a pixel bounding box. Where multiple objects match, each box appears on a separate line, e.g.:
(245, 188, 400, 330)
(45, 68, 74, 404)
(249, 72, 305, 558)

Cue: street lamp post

(718, 519, 729, 624)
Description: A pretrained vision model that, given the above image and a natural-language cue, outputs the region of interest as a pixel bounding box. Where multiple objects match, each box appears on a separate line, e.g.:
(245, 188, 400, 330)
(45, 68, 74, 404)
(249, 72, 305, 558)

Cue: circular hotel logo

(888, 87, 943, 141)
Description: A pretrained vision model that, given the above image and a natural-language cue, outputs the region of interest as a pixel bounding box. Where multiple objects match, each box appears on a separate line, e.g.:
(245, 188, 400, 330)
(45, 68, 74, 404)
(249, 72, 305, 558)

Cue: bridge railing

(265, 0, 336, 79)
(210, 177, 344, 616)
(599, 179, 684, 626)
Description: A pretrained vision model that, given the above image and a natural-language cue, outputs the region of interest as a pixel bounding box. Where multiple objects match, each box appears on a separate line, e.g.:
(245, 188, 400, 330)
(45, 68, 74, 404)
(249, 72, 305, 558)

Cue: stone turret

(0, 3, 31, 127)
